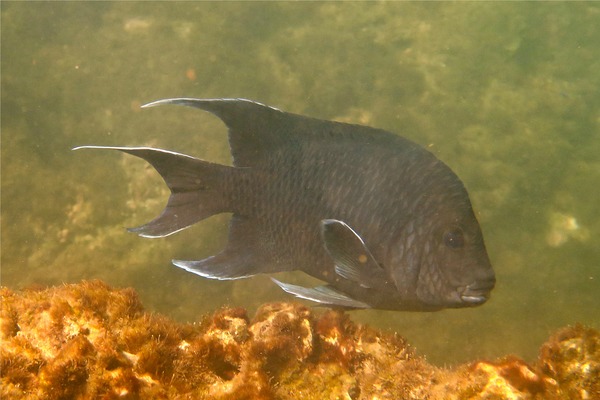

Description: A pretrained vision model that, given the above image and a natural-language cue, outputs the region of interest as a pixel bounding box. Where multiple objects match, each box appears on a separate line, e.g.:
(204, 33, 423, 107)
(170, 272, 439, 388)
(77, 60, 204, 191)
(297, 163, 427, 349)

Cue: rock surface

(1, 280, 598, 399)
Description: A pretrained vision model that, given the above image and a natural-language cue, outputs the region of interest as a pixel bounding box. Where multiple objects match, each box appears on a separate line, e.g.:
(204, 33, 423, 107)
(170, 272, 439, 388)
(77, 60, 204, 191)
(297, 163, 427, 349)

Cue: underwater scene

(1, 2, 599, 397)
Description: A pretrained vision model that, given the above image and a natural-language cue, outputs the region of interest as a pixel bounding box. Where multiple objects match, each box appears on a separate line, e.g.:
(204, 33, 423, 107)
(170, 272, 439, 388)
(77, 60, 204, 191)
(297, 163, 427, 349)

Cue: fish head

(388, 183, 495, 309)
(424, 213, 495, 308)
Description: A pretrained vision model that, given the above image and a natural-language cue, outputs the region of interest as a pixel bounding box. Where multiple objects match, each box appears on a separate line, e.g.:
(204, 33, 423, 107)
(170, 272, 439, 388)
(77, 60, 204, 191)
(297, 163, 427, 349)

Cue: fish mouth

(459, 281, 494, 305)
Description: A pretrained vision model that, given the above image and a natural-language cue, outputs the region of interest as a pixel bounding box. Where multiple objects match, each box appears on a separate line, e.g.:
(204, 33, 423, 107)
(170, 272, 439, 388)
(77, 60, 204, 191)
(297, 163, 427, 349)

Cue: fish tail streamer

(123, 148, 234, 238)
(76, 146, 234, 238)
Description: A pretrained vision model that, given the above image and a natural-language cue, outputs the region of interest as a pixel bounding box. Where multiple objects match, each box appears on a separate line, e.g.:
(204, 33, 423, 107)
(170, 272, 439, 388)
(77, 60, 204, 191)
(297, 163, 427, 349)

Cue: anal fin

(172, 215, 274, 280)
(173, 253, 255, 280)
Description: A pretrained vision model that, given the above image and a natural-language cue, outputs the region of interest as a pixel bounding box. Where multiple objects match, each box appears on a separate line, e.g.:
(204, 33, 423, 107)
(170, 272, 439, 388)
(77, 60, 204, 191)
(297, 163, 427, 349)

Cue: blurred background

(2, 2, 599, 366)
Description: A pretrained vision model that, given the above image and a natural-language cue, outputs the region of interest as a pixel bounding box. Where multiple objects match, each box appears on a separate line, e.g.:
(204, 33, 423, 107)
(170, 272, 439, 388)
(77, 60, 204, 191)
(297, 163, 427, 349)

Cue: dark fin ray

(172, 215, 275, 279)
(271, 279, 371, 309)
(73, 146, 233, 237)
(141, 98, 412, 170)
(142, 98, 284, 168)
(321, 219, 387, 288)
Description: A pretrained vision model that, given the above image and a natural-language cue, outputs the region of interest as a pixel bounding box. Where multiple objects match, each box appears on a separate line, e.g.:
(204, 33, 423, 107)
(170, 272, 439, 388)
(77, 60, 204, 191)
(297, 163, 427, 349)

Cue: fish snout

(459, 278, 495, 305)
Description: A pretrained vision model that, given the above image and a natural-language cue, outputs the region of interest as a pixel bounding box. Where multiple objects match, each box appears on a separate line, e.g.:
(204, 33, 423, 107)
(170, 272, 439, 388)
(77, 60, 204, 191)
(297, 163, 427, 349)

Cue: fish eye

(443, 228, 465, 249)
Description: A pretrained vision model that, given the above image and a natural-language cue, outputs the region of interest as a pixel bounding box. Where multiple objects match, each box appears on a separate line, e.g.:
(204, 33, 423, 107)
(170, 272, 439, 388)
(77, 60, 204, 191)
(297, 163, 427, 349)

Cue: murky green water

(2, 2, 599, 365)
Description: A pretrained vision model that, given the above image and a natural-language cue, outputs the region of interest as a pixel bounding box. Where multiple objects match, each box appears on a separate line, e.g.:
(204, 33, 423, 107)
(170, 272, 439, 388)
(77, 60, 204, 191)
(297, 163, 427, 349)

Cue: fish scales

(75, 98, 495, 311)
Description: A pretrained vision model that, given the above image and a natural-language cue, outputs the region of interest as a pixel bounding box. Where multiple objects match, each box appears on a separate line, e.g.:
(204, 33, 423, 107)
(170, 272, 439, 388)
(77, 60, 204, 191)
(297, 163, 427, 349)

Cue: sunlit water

(2, 2, 598, 365)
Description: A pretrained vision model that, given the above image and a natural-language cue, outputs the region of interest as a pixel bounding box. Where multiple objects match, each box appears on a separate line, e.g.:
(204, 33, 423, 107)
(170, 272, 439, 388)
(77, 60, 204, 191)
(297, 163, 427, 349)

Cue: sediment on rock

(1, 280, 598, 399)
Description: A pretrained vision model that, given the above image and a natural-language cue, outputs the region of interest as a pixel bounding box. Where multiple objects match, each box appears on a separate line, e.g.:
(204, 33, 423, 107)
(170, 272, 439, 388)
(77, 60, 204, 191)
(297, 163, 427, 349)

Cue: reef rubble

(1, 280, 598, 399)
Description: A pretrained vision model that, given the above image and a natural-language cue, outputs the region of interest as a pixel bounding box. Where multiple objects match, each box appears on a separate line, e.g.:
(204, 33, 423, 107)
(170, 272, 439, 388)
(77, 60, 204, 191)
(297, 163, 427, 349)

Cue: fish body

(75, 98, 495, 311)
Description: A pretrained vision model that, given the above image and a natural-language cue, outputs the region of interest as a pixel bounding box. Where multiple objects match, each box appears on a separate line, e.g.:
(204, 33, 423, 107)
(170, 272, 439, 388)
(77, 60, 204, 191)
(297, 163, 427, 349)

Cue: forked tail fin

(74, 146, 233, 237)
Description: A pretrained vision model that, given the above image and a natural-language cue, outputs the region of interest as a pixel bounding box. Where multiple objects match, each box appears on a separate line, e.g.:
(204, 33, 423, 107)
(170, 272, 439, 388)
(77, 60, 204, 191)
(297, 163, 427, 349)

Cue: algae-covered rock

(538, 325, 600, 399)
(1, 281, 598, 399)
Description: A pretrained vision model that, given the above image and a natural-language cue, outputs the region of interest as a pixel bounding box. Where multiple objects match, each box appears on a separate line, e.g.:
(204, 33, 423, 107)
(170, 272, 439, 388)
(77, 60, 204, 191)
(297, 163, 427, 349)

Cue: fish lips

(458, 279, 495, 306)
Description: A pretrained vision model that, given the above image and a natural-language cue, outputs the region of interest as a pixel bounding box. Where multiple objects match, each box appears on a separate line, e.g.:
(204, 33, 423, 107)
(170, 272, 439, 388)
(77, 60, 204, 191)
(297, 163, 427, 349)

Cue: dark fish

(75, 98, 495, 311)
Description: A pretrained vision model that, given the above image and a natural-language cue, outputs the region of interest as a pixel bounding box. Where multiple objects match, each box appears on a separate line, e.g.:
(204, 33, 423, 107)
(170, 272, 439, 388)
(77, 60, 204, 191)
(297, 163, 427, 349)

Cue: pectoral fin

(321, 219, 387, 288)
(271, 279, 370, 309)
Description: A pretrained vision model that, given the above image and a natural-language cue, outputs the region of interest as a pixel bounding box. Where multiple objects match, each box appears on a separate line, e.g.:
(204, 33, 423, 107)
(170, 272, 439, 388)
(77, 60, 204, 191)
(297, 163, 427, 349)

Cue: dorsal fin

(143, 98, 290, 167)
(142, 98, 404, 168)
